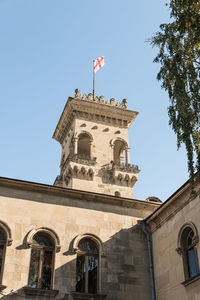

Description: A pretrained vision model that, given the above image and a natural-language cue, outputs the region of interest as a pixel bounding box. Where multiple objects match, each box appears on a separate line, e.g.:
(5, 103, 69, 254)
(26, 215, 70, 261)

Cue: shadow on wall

(1, 225, 152, 300)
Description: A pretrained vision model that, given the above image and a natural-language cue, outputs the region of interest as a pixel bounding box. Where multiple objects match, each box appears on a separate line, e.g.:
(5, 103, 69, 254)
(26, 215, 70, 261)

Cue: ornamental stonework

(53, 89, 139, 198)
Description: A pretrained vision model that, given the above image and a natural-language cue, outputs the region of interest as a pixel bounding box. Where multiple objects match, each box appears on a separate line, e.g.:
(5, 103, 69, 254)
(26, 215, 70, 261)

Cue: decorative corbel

(176, 247, 183, 255)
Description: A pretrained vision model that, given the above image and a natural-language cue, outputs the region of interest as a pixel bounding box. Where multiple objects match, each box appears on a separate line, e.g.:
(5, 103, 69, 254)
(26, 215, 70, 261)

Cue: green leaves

(152, 0, 200, 179)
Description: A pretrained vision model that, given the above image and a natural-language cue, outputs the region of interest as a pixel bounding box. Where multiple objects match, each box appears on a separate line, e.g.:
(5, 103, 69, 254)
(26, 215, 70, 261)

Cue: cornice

(146, 178, 200, 232)
(53, 97, 138, 144)
(0, 176, 160, 212)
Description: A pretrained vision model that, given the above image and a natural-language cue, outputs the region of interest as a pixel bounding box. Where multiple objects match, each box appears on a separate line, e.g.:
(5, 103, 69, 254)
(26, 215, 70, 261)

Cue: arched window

(0, 227, 7, 284)
(28, 232, 55, 290)
(76, 237, 99, 294)
(77, 133, 91, 159)
(177, 223, 200, 281)
(112, 139, 129, 165)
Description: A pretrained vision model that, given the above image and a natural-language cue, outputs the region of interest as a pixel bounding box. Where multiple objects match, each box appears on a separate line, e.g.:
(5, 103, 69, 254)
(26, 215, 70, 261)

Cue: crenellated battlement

(74, 89, 128, 109)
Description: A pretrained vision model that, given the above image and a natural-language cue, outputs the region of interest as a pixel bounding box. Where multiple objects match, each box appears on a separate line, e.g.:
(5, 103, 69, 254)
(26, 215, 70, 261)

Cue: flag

(94, 56, 104, 73)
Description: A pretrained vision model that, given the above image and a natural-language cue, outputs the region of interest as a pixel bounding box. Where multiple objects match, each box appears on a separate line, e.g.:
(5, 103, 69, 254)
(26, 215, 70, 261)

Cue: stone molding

(176, 247, 183, 255)
(26, 227, 61, 252)
(149, 191, 200, 232)
(146, 179, 200, 232)
(75, 131, 94, 142)
(73, 233, 103, 255)
(64, 164, 95, 185)
(71, 292, 107, 299)
(0, 284, 7, 292)
(176, 222, 199, 255)
(64, 154, 97, 167)
(101, 163, 139, 188)
(53, 97, 138, 144)
(0, 176, 160, 211)
(112, 162, 139, 173)
(181, 273, 200, 287)
(23, 287, 59, 297)
(61, 154, 96, 185)
(0, 220, 13, 246)
(114, 173, 137, 188)
(110, 138, 128, 149)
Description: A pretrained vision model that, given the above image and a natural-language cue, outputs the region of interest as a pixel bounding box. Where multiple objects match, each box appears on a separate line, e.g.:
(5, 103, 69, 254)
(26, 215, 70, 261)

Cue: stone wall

(59, 119, 137, 198)
(0, 179, 159, 300)
(148, 181, 200, 300)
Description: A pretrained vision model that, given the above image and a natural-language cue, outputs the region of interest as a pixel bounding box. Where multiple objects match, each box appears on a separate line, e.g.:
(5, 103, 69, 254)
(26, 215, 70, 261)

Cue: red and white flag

(94, 56, 104, 73)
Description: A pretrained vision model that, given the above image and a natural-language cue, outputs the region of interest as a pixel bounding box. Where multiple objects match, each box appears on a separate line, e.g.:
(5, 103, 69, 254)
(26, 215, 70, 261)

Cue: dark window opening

(76, 238, 99, 294)
(28, 232, 55, 290)
(115, 191, 121, 197)
(0, 227, 6, 284)
(113, 140, 127, 165)
(76, 255, 85, 293)
(77, 133, 91, 159)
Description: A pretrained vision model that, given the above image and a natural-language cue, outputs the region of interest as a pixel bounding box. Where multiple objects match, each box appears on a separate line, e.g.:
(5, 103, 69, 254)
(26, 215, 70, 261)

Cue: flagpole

(93, 59, 95, 99)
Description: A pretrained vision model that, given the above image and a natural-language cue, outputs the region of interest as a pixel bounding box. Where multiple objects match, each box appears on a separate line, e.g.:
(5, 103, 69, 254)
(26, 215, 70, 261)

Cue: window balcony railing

(65, 154, 97, 166)
(72, 154, 96, 161)
(111, 161, 139, 173)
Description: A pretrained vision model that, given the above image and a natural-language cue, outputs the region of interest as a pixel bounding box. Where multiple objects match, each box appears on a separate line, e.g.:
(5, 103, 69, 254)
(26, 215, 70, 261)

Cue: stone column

(74, 137, 78, 154)
(119, 153, 124, 165)
(89, 141, 93, 159)
(125, 148, 130, 165)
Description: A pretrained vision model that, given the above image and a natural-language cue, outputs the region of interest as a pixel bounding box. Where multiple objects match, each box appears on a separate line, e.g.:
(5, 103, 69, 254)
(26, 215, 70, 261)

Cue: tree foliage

(151, 0, 200, 179)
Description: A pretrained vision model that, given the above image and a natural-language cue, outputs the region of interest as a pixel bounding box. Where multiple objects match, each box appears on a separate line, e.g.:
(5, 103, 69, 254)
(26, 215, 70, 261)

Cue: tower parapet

(73, 88, 128, 109)
(53, 89, 139, 198)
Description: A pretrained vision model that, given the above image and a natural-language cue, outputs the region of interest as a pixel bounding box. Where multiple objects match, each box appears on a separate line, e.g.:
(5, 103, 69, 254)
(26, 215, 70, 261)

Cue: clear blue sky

(0, 0, 189, 201)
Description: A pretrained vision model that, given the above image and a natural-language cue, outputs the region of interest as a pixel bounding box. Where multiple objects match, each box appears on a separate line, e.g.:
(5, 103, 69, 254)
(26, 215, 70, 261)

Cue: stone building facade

(146, 176, 200, 300)
(0, 177, 159, 300)
(0, 89, 199, 300)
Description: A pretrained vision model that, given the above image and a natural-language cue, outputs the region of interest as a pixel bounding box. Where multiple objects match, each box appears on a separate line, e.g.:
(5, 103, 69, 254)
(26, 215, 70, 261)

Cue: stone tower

(53, 89, 139, 198)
